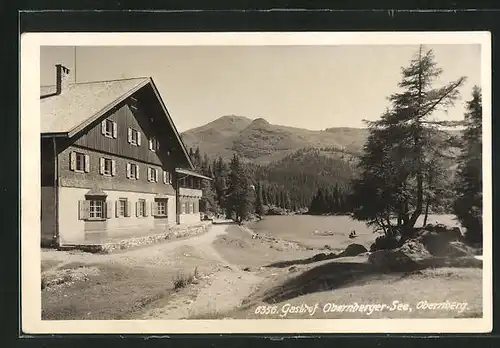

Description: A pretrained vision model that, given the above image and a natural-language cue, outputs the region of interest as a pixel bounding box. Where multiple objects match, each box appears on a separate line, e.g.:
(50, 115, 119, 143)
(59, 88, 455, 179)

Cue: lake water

(248, 214, 460, 250)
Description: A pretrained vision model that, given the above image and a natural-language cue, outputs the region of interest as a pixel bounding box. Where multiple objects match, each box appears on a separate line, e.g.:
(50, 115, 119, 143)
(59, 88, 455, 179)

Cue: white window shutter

(135, 202, 139, 217)
(101, 120, 106, 135)
(111, 160, 116, 176)
(147, 168, 151, 182)
(112, 122, 118, 138)
(137, 132, 142, 146)
(151, 201, 156, 217)
(127, 128, 132, 143)
(136, 166, 140, 179)
(144, 201, 149, 217)
(149, 138, 153, 151)
(84, 155, 90, 172)
(163, 171, 167, 184)
(155, 169, 159, 182)
(125, 200, 131, 217)
(78, 200, 90, 220)
(126, 163, 131, 178)
(106, 201, 113, 219)
(115, 200, 120, 217)
(70, 152, 76, 171)
(99, 158, 105, 175)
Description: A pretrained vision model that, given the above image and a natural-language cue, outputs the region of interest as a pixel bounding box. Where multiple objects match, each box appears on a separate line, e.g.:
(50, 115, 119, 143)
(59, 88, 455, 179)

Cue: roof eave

(175, 168, 213, 181)
(41, 132, 69, 138)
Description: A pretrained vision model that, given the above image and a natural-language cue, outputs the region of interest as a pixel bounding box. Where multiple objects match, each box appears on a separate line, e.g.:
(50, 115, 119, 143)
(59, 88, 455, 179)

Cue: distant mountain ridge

(181, 115, 369, 164)
(181, 115, 461, 211)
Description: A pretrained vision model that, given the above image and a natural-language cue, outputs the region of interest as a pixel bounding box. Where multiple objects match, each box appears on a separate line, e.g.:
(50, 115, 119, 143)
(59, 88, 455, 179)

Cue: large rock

(418, 231, 471, 257)
(310, 253, 330, 262)
(399, 239, 431, 259)
(370, 235, 400, 252)
(444, 241, 473, 257)
(419, 224, 463, 242)
(368, 249, 419, 272)
(339, 243, 368, 257)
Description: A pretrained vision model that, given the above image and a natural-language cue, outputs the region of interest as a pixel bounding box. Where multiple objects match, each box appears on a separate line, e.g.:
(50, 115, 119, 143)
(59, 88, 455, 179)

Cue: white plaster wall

(105, 190, 157, 231)
(179, 213, 202, 224)
(58, 187, 177, 244)
(168, 196, 176, 224)
(58, 187, 87, 244)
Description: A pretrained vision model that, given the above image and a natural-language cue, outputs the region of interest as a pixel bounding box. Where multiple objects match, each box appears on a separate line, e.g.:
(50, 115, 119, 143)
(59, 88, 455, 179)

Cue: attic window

(128, 128, 141, 146)
(149, 137, 159, 152)
(101, 119, 117, 138)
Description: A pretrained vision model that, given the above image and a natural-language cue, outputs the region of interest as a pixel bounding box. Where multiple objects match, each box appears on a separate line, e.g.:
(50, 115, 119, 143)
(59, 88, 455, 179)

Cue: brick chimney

(55, 64, 71, 95)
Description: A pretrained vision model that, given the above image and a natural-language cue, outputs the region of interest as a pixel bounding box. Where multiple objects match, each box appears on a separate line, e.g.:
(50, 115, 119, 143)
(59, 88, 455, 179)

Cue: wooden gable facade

(52, 83, 192, 195)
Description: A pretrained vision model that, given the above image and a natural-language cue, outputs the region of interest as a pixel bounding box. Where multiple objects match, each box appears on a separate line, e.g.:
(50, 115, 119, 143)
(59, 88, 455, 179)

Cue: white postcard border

(21, 31, 492, 334)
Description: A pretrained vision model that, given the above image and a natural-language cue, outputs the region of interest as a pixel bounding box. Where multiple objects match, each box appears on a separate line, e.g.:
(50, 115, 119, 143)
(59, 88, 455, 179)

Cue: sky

(40, 44, 481, 132)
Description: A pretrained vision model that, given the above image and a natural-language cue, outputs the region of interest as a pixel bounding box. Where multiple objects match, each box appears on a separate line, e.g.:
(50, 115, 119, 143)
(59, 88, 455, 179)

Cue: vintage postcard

(21, 32, 492, 334)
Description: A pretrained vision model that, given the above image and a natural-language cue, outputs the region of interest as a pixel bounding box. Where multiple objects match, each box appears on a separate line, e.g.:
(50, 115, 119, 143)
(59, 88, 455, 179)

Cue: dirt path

(43, 223, 234, 268)
(135, 224, 264, 319)
(42, 223, 266, 320)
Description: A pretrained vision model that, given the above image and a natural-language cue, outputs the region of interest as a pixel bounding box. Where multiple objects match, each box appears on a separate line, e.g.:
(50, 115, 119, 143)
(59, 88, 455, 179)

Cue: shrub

(173, 267, 199, 290)
(370, 235, 400, 252)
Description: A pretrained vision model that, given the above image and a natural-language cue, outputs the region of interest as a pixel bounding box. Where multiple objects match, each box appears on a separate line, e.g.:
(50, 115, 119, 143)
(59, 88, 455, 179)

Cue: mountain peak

(217, 115, 253, 123)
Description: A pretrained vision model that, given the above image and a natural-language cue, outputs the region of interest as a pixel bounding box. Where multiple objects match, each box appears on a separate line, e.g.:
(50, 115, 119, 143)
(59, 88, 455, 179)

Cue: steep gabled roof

(40, 77, 194, 170)
(40, 77, 149, 135)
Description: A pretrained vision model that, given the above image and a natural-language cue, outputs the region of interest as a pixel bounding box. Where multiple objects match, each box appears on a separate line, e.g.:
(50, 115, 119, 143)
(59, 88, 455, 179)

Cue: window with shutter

(163, 171, 167, 184)
(84, 199, 105, 220)
(149, 137, 159, 152)
(117, 198, 127, 217)
(102, 158, 113, 176)
(102, 119, 114, 138)
(111, 160, 116, 176)
(71, 152, 88, 172)
(130, 129, 140, 146)
(137, 199, 146, 217)
(155, 199, 167, 217)
(112, 122, 118, 138)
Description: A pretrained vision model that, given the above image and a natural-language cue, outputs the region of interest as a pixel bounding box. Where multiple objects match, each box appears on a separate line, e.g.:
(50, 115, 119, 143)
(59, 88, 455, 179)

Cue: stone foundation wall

(59, 221, 212, 254)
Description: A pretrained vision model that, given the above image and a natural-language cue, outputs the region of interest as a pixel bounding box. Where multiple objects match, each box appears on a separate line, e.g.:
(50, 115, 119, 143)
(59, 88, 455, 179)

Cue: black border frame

(2, 2, 499, 347)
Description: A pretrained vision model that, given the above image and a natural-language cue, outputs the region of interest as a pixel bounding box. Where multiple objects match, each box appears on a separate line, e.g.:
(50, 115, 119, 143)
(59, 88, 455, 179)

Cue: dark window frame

(104, 119, 114, 138)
